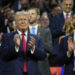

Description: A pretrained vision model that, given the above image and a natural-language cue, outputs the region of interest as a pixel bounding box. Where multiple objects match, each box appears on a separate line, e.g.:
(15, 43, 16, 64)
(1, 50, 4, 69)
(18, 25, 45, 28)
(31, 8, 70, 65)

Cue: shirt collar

(29, 24, 38, 28)
(17, 29, 28, 36)
(63, 11, 72, 18)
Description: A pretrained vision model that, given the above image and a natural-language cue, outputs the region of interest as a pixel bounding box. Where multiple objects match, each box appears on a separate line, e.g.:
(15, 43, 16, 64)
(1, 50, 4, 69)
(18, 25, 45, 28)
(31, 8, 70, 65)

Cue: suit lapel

(26, 33, 31, 53)
(37, 27, 41, 35)
(28, 27, 30, 34)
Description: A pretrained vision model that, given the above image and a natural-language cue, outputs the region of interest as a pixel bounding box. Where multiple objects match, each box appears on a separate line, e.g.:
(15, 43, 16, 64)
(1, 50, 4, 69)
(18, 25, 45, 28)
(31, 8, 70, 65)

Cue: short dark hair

(28, 7, 40, 15)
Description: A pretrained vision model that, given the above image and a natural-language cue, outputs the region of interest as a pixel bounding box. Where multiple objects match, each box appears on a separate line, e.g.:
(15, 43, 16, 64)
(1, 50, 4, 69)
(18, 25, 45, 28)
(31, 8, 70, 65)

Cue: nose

(67, 4, 71, 8)
(21, 20, 25, 24)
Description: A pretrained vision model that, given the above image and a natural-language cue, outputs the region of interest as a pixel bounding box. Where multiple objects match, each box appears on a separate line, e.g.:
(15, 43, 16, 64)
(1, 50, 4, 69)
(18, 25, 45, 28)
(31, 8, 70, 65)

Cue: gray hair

(15, 11, 29, 20)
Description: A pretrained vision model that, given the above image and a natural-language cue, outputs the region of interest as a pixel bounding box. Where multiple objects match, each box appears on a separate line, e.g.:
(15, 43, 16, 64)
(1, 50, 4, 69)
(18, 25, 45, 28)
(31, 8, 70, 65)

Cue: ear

(37, 15, 40, 20)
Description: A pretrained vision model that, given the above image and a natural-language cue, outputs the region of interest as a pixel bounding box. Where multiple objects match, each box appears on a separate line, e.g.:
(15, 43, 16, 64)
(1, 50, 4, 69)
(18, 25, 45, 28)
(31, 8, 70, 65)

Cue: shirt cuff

(31, 46, 35, 54)
(15, 46, 19, 53)
(67, 51, 71, 58)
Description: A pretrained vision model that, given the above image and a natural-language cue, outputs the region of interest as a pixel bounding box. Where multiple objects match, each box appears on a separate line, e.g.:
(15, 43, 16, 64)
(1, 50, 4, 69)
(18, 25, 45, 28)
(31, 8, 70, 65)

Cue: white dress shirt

(29, 24, 38, 35)
(63, 11, 72, 19)
(15, 29, 35, 54)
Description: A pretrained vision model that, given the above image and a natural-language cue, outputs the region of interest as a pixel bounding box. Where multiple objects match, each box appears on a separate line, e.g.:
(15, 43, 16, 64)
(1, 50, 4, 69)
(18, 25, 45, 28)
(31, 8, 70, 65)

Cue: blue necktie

(32, 27, 35, 35)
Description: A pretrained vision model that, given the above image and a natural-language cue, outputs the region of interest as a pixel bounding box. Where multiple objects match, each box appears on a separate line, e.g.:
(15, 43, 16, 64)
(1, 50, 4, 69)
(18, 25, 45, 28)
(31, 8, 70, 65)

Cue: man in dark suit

(13, 0, 30, 12)
(3, 9, 16, 33)
(28, 7, 52, 75)
(1, 11, 46, 75)
(50, 0, 74, 64)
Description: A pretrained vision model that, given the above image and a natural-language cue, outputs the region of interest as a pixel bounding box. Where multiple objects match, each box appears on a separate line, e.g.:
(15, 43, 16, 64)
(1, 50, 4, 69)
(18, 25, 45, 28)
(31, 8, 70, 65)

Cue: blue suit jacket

(50, 13, 65, 66)
(50, 13, 65, 55)
(56, 34, 74, 75)
(1, 32, 46, 75)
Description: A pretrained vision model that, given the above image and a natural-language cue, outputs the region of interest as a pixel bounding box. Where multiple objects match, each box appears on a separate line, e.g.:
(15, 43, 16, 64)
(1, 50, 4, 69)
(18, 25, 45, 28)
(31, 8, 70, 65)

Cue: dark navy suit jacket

(50, 13, 65, 65)
(1, 32, 46, 75)
(56, 34, 74, 75)
(50, 12, 65, 55)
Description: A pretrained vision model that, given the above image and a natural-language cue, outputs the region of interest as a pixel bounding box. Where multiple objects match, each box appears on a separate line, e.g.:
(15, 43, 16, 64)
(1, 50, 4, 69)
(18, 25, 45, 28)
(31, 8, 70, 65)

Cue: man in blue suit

(1, 11, 46, 75)
(50, 0, 74, 64)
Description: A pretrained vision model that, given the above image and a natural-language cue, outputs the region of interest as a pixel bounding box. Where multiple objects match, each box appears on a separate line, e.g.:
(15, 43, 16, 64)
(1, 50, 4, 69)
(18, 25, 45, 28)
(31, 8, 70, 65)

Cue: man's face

(41, 16, 49, 28)
(62, 0, 73, 13)
(21, 0, 29, 9)
(28, 9, 38, 24)
(16, 14, 29, 32)
(7, 11, 15, 22)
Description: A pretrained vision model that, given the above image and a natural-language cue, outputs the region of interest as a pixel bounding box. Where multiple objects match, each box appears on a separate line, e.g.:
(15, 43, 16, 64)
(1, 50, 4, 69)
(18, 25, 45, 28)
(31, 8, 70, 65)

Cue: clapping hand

(14, 34, 20, 48)
(28, 36, 35, 50)
(68, 37, 74, 54)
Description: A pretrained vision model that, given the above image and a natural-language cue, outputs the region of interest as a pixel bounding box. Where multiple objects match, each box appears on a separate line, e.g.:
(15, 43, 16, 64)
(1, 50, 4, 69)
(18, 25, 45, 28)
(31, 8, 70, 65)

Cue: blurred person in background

(19, 0, 30, 11)
(3, 8, 11, 26)
(28, 7, 53, 75)
(40, 0, 51, 16)
(49, 0, 58, 10)
(40, 12, 50, 28)
(3, 9, 16, 33)
(51, 4, 62, 17)
(13, 0, 31, 12)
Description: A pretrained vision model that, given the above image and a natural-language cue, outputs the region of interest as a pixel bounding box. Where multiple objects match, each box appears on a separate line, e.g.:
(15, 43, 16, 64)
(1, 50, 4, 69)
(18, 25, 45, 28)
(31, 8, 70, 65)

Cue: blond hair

(63, 16, 74, 35)
(15, 11, 29, 20)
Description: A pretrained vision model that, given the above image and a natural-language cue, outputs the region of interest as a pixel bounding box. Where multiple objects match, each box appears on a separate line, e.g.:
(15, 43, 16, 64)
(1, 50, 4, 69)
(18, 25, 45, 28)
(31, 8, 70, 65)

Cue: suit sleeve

(43, 29, 53, 54)
(55, 37, 73, 65)
(31, 37, 46, 60)
(1, 34, 18, 60)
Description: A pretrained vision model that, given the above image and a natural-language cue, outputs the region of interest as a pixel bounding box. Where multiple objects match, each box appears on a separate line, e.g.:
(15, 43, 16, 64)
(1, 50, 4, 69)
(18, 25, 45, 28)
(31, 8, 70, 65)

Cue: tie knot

(65, 13, 69, 20)
(21, 33, 25, 36)
(66, 13, 68, 16)
(32, 27, 35, 29)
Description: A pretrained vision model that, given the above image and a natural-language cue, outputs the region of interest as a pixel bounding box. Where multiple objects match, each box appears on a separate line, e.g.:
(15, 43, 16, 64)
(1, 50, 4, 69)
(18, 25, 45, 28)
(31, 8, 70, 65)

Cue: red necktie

(22, 33, 27, 72)
(65, 13, 69, 20)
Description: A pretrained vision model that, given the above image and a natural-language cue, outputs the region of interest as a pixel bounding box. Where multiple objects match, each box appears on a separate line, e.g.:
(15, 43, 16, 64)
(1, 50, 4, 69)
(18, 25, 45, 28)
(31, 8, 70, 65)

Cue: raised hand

(28, 36, 35, 50)
(68, 37, 73, 54)
(14, 34, 20, 48)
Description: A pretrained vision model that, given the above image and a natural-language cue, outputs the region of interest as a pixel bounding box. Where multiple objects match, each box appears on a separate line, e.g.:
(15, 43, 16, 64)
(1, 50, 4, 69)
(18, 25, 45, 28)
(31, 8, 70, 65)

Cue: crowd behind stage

(0, 0, 75, 75)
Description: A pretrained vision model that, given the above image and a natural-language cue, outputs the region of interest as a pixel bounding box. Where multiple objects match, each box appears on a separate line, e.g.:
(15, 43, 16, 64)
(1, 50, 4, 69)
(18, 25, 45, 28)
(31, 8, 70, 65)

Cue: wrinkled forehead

(63, 0, 73, 4)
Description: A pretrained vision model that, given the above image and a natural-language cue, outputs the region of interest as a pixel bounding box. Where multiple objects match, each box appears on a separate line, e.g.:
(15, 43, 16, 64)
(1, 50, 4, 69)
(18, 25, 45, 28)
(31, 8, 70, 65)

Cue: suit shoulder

(52, 13, 63, 19)
(3, 32, 17, 39)
(39, 27, 50, 32)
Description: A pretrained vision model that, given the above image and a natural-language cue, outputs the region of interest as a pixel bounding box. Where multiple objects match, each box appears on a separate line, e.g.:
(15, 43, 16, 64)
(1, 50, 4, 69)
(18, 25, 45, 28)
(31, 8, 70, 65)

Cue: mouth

(20, 24, 26, 27)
